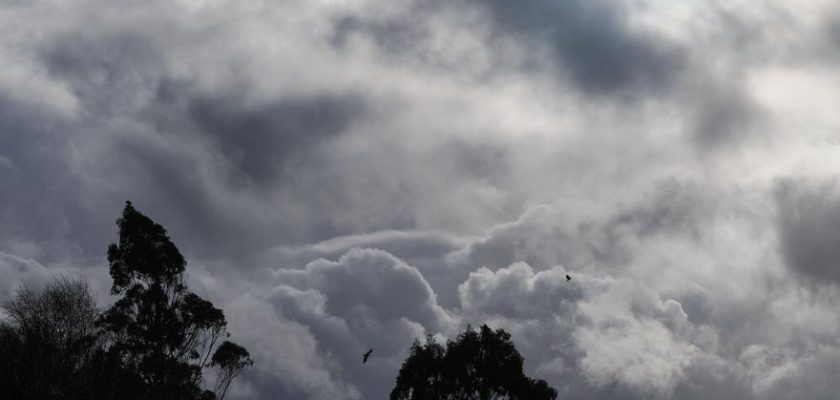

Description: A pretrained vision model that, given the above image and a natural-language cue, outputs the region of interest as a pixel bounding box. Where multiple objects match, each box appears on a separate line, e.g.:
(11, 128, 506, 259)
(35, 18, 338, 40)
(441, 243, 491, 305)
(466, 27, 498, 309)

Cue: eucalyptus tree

(99, 201, 252, 400)
(391, 325, 557, 400)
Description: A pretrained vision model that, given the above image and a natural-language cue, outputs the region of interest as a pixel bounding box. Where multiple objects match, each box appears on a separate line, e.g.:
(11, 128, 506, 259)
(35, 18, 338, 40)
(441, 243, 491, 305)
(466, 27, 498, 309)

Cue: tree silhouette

(210, 341, 253, 399)
(99, 201, 251, 400)
(0, 278, 103, 400)
(391, 325, 557, 400)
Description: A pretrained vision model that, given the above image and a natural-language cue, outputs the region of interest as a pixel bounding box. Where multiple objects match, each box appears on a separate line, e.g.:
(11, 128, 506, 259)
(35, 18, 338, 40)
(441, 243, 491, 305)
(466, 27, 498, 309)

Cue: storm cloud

(3, 0, 840, 399)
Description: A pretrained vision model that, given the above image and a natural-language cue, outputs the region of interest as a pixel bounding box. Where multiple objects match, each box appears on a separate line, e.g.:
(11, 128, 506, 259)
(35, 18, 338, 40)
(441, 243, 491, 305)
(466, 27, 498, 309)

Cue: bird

(362, 349, 373, 364)
(566, 274, 572, 281)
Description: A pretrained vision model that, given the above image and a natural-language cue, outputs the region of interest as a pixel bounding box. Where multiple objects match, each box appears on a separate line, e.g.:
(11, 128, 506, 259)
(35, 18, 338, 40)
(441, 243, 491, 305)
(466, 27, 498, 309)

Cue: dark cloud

(0, 96, 103, 262)
(332, 12, 428, 58)
(686, 74, 764, 149)
(330, 0, 686, 93)
(776, 179, 840, 284)
(329, 1, 502, 77)
(827, 18, 840, 50)
(41, 30, 164, 115)
(820, 12, 840, 61)
(473, 0, 685, 94)
(187, 93, 367, 184)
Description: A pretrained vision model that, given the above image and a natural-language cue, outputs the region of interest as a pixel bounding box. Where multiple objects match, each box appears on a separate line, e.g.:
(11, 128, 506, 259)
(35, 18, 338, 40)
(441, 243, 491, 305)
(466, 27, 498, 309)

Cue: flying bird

(363, 349, 373, 364)
(566, 274, 572, 281)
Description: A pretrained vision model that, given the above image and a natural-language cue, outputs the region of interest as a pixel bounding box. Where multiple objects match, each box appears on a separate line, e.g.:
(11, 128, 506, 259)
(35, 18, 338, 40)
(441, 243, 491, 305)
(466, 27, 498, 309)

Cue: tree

(391, 325, 558, 400)
(99, 201, 252, 400)
(210, 341, 254, 399)
(0, 278, 103, 400)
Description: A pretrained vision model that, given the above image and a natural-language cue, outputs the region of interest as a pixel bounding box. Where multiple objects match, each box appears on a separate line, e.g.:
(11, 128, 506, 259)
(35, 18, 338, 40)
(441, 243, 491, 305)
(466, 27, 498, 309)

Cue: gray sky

(3, 0, 840, 399)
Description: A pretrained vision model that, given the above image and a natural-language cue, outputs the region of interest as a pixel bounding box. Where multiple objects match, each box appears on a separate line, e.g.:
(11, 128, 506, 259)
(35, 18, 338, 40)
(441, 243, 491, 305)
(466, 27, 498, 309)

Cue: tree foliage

(0, 278, 107, 400)
(211, 341, 254, 399)
(391, 325, 558, 400)
(99, 201, 252, 400)
(0, 202, 252, 400)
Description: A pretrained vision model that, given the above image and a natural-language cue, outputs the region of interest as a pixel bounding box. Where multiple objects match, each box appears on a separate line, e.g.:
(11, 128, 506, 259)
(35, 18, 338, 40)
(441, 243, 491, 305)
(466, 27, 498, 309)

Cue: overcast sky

(3, 0, 840, 399)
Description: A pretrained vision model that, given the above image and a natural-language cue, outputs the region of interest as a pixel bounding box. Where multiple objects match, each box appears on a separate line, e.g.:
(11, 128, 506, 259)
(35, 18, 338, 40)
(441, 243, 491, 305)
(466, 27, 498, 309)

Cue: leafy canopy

(100, 201, 252, 400)
(391, 325, 558, 400)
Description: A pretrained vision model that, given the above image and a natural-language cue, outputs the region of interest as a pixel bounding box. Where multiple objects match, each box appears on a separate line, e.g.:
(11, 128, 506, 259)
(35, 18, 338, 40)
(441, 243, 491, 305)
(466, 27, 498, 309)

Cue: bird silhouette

(363, 349, 373, 364)
(566, 274, 572, 281)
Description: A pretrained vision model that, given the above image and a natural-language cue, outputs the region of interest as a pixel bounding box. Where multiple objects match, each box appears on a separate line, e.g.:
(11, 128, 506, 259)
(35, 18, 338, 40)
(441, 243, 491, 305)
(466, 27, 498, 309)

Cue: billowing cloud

(459, 262, 581, 319)
(258, 248, 455, 399)
(576, 315, 698, 397)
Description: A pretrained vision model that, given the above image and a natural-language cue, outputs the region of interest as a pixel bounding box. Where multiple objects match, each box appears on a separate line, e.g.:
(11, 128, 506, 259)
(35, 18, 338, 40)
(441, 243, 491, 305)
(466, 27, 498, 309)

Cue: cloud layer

(4, 0, 840, 399)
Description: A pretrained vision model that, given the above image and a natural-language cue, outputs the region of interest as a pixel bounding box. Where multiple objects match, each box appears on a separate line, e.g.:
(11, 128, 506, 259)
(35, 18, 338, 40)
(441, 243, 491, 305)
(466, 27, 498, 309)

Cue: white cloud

(576, 317, 699, 398)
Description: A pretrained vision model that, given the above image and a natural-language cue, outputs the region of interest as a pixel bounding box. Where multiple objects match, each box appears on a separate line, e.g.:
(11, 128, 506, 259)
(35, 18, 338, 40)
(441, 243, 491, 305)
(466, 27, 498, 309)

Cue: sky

(2, 0, 840, 399)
